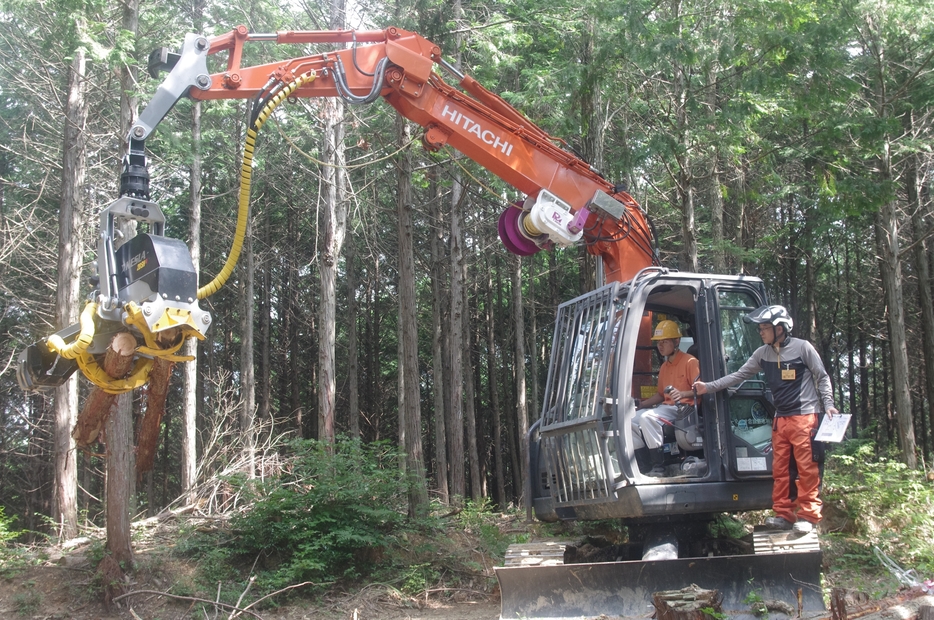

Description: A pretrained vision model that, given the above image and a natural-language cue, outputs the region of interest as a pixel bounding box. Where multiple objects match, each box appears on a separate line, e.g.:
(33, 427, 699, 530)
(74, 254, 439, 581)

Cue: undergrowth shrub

(456, 498, 515, 560)
(0, 507, 18, 546)
(227, 437, 410, 591)
(824, 441, 934, 577)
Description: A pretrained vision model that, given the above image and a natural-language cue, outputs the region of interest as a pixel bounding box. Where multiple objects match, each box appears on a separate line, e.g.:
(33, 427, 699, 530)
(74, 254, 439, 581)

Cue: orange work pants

(771, 413, 822, 524)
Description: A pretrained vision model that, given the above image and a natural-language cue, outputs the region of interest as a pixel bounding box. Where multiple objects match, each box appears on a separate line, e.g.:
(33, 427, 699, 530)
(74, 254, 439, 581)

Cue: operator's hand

(826, 407, 838, 419)
(693, 381, 708, 395)
(669, 388, 683, 402)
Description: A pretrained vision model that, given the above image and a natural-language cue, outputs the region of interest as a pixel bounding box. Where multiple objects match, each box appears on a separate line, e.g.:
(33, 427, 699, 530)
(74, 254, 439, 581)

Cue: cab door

(709, 287, 774, 479)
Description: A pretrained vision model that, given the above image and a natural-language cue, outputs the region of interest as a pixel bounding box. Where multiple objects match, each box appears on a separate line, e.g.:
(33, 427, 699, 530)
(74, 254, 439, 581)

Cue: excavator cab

(530, 267, 776, 523)
(503, 268, 824, 619)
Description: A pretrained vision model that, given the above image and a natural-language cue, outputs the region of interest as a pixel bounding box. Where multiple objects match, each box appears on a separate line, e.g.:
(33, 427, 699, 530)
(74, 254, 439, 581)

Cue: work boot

(646, 448, 667, 477)
(793, 520, 814, 534)
(764, 516, 794, 531)
(634, 447, 651, 474)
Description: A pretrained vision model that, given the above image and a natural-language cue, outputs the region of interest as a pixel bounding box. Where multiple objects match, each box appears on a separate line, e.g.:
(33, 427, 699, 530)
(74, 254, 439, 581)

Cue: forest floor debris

(1, 511, 932, 620)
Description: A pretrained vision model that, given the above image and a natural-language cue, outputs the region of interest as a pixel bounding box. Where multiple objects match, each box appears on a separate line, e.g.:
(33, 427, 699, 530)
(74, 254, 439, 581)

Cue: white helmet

(744, 305, 794, 332)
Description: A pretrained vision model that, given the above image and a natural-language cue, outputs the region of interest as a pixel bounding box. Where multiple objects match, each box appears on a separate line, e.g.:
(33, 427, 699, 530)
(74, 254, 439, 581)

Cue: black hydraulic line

(350, 32, 376, 77)
(333, 54, 388, 104)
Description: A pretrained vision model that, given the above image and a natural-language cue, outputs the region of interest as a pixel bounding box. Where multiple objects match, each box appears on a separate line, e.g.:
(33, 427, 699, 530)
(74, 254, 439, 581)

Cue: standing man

(694, 305, 837, 533)
(633, 320, 700, 477)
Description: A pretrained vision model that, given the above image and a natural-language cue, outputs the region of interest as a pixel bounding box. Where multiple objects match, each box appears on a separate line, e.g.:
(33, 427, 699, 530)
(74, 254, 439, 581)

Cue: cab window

(718, 291, 761, 375)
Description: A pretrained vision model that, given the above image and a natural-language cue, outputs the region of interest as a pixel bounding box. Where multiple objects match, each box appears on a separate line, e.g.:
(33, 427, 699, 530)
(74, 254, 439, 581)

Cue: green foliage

(744, 588, 767, 617)
(212, 438, 410, 592)
(701, 606, 729, 620)
(707, 514, 748, 540)
(823, 442, 934, 587)
(400, 562, 441, 596)
(0, 507, 19, 546)
(455, 498, 519, 560)
(12, 587, 41, 616)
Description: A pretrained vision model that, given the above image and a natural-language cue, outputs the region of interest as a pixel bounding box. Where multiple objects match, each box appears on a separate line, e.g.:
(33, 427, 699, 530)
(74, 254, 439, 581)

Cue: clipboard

(814, 413, 851, 443)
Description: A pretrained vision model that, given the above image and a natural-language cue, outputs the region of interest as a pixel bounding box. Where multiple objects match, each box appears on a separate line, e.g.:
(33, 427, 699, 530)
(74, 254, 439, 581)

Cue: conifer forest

(1, 0, 934, 543)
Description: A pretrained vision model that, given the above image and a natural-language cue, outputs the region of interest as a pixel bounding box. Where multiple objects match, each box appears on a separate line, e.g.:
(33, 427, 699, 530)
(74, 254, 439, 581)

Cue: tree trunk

(240, 215, 256, 475)
(181, 97, 202, 503)
(673, 0, 697, 272)
(317, 0, 347, 443)
(449, 173, 467, 503)
(464, 283, 482, 500)
(706, 67, 725, 274)
(485, 264, 506, 507)
(395, 117, 429, 516)
(429, 167, 450, 503)
(71, 332, 136, 447)
(346, 236, 360, 438)
(52, 42, 87, 542)
(578, 20, 604, 171)
(844, 229, 858, 433)
(105, 0, 139, 568)
(259, 203, 271, 424)
(105, 392, 135, 568)
(875, 139, 916, 467)
(136, 357, 174, 477)
(285, 244, 304, 435)
(177, 0, 206, 509)
(511, 255, 530, 508)
(905, 119, 934, 456)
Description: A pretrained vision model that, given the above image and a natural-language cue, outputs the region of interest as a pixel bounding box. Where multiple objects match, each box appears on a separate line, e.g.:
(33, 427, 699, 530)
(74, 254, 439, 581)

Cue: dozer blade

(495, 550, 824, 620)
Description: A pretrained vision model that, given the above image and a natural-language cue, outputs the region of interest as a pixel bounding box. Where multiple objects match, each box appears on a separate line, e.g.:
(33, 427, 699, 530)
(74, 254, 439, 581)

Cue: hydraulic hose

(47, 301, 98, 359)
(197, 70, 316, 300)
(46, 300, 156, 394)
(333, 55, 388, 104)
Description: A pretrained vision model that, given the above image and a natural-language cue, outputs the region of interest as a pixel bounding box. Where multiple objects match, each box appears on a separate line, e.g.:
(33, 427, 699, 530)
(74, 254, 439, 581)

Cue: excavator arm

(140, 26, 657, 279)
(18, 24, 657, 393)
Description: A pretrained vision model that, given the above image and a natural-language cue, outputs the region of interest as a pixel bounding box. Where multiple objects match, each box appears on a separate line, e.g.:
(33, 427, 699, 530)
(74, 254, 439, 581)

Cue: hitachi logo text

(441, 105, 514, 156)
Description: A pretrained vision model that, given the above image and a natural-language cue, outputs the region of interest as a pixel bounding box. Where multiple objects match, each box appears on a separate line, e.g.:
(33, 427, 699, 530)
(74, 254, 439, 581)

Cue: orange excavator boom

(139, 26, 658, 283)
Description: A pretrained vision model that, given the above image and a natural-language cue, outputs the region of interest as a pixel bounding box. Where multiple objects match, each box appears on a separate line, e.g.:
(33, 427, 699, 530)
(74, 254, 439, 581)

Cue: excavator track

(496, 533, 825, 620)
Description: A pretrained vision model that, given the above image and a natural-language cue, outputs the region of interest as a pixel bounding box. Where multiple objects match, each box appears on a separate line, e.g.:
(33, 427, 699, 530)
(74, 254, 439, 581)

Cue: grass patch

(821, 440, 934, 596)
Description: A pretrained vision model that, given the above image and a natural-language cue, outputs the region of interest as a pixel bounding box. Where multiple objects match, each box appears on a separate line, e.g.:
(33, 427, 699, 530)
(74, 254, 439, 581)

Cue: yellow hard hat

(651, 320, 682, 340)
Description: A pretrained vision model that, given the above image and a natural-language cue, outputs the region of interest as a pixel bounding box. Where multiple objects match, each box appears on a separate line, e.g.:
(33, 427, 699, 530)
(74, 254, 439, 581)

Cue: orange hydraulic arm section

(17, 25, 659, 394)
(139, 26, 658, 283)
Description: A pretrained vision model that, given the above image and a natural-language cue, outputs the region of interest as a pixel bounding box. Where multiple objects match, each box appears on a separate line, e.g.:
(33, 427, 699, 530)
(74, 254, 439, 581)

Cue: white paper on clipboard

(814, 413, 851, 443)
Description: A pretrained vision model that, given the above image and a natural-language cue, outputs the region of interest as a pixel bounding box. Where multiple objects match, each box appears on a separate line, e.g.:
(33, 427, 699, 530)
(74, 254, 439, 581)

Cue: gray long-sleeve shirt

(705, 337, 835, 416)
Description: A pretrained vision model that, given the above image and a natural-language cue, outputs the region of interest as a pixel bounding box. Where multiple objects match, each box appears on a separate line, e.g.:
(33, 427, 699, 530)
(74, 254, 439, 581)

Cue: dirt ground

(0, 547, 501, 620)
(6, 546, 934, 620)
(4, 518, 933, 620)
(0, 518, 501, 620)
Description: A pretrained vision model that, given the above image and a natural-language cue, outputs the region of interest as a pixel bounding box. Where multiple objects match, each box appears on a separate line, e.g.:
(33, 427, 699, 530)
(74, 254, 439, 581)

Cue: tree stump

(71, 331, 137, 447)
(652, 584, 723, 620)
(920, 604, 934, 620)
(831, 587, 849, 620)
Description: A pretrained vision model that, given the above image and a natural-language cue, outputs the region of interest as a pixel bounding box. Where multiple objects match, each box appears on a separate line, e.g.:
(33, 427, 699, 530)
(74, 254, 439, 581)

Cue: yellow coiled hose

(197, 71, 316, 300)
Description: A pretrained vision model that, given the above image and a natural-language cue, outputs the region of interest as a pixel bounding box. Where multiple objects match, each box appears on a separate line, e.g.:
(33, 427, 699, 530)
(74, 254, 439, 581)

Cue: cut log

(136, 356, 175, 478)
(652, 584, 723, 620)
(72, 332, 137, 447)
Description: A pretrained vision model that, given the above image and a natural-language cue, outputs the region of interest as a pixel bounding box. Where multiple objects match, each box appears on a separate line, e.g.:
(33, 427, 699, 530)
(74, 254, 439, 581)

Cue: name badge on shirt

(782, 368, 796, 380)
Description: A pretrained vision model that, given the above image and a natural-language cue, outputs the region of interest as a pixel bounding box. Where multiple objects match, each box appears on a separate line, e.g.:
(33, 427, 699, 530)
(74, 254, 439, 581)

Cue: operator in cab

(694, 305, 838, 534)
(632, 320, 700, 477)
